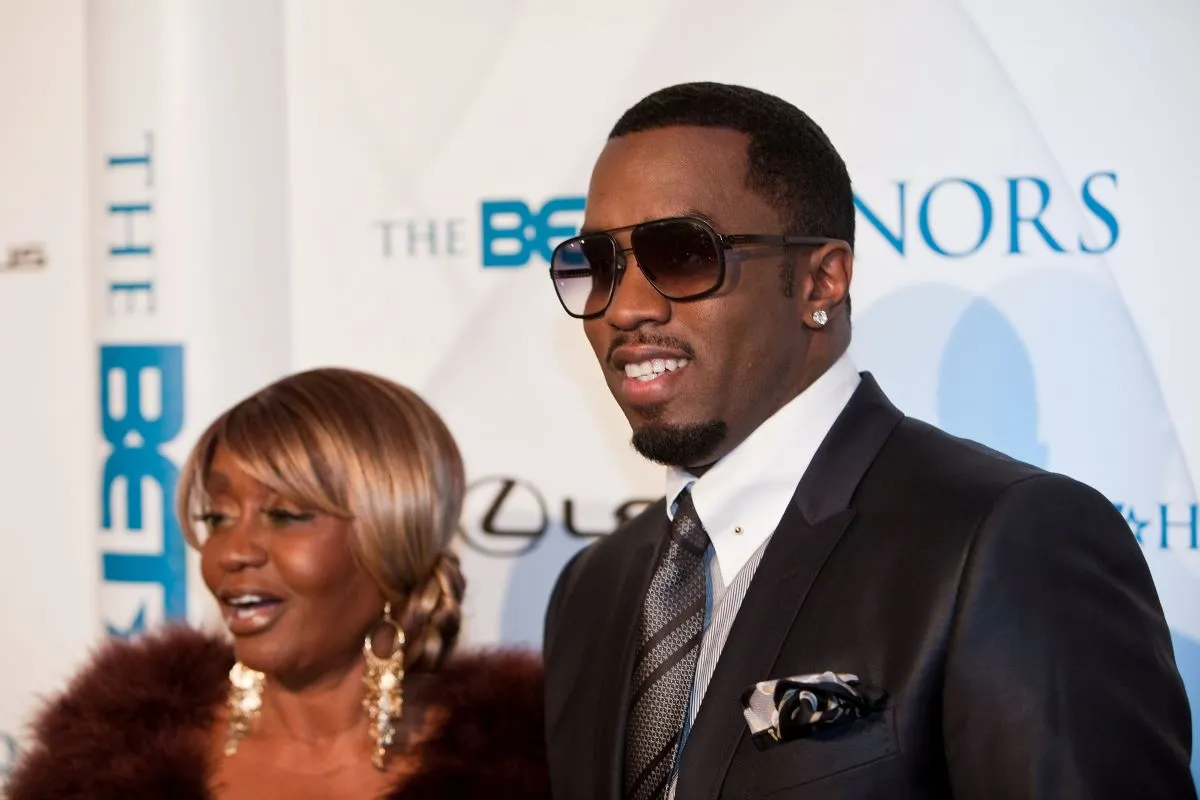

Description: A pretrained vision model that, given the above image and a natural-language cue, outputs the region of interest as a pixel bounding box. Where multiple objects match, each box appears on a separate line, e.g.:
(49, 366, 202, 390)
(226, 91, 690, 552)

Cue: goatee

(630, 420, 727, 467)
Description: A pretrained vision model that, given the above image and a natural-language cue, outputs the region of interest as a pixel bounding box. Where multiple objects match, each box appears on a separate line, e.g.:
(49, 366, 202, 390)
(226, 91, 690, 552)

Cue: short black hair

(609, 82, 855, 248)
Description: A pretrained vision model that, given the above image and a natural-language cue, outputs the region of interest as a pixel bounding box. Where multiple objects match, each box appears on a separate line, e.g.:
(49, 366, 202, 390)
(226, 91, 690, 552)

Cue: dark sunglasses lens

(630, 219, 722, 298)
(551, 236, 617, 317)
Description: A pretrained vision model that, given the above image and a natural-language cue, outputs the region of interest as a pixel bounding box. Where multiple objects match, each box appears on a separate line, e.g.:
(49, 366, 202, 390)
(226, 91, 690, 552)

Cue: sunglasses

(548, 215, 845, 319)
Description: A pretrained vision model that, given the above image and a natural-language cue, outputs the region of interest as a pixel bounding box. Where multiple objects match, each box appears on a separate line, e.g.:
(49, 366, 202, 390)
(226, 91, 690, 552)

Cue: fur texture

(6, 627, 550, 799)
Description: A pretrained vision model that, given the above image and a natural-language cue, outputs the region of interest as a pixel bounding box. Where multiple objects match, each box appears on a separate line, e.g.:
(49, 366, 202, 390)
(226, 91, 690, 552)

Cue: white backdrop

(284, 0, 1200, 784)
(1, 0, 1198, 791)
(88, 0, 292, 643)
(1, 0, 293, 791)
(0, 0, 93, 787)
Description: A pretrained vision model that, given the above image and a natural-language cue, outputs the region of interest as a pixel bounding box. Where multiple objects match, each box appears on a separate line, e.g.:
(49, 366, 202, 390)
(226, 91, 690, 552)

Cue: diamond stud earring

(812, 309, 829, 327)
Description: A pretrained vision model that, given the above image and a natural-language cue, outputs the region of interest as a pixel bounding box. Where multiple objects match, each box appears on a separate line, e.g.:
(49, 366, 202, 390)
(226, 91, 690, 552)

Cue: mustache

(606, 333, 696, 365)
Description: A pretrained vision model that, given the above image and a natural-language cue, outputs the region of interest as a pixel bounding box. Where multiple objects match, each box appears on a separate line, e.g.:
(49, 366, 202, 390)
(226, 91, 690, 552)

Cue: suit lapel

(674, 373, 903, 800)
(592, 504, 671, 800)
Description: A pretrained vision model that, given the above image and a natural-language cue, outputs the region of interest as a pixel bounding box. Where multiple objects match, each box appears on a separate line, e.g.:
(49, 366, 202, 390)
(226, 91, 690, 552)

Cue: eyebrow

(577, 208, 723, 237)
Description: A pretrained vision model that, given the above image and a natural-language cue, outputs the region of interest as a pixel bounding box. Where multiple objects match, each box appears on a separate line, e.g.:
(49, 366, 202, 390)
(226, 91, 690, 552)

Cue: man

(541, 82, 1195, 799)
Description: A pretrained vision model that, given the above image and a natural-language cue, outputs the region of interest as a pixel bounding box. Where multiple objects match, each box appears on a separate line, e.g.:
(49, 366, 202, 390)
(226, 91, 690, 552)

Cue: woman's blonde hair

(176, 367, 466, 672)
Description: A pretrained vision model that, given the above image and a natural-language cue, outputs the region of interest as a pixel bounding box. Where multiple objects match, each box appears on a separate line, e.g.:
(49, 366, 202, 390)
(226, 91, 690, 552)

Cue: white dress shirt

(665, 352, 862, 578)
(662, 354, 861, 795)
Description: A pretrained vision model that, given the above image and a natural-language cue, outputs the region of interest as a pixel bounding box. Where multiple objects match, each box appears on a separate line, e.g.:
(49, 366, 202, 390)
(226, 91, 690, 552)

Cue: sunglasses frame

(549, 215, 847, 319)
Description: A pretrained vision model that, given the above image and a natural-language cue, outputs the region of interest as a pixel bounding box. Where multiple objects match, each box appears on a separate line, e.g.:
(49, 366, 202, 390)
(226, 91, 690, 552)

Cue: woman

(7, 368, 549, 798)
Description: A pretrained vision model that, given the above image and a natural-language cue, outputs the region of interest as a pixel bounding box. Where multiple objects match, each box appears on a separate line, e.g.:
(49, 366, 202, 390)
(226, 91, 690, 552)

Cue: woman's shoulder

(391, 648, 550, 800)
(437, 647, 545, 699)
(428, 647, 546, 750)
(5, 625, 232, 799)
(35, 625, 232, 721)
(431, 648, 547, 748)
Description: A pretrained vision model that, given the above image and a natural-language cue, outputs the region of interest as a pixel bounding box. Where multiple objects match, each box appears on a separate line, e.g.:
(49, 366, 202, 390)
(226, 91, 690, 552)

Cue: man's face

(581, 126, 822, 471)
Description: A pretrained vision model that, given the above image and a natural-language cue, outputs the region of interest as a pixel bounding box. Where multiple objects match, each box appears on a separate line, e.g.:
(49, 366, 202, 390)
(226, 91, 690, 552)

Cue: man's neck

(686, 348, 847, 477)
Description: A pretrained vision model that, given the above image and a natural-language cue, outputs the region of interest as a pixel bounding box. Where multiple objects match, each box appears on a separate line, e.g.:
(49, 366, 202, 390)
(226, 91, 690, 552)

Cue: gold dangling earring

(225, 661, 265, 756)
(363, 601, 406, 770)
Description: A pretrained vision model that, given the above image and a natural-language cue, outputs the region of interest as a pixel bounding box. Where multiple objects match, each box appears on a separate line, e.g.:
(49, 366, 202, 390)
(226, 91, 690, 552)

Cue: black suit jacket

(543, 374, 1194, 799)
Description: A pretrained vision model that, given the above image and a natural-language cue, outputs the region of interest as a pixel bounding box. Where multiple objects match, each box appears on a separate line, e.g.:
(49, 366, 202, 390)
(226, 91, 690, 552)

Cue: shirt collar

(665, 353, 861, 579)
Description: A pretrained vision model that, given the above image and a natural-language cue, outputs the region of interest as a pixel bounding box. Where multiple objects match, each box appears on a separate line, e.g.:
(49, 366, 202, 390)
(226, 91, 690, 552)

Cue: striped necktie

(623, 490, 710, 800)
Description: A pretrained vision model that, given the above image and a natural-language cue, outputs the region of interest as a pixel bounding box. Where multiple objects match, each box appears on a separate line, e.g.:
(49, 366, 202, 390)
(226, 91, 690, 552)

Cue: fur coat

(5, 627, 550, 799)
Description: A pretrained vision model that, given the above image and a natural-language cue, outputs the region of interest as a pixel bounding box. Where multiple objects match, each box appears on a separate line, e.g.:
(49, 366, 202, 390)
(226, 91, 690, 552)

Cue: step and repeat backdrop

(2, 0, 1198, 789)
(283, 7, 1200, 788)
(0, 1, 92, 789)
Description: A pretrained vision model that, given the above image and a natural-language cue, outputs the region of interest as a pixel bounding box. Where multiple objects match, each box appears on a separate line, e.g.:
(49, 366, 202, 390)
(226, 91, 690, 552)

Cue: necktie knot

(671, 490, 710, 555)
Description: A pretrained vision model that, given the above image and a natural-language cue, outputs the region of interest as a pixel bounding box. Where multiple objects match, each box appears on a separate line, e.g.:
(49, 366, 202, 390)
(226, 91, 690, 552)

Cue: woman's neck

(258, 654, 373, 749)
(210, 657, 437, 798)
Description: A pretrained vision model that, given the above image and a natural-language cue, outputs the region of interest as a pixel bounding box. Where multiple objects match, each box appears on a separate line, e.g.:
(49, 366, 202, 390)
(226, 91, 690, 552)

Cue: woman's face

(198, 444, 385, 683)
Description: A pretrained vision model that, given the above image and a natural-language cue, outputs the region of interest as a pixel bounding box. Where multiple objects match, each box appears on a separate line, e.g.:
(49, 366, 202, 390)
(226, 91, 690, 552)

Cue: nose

(604, 252, 671, 331)
(213, 516, 268, 573)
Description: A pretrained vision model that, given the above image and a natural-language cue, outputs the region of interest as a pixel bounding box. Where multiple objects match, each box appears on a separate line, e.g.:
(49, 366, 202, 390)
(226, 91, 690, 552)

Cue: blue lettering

(105, 133, 156, 306)
(108, 202, 153, 257)
(1007, 177, 1066, 254)
(854, 182, 906, 255)
(99, 345, 187, 627)
(1159, 503, 1198, 550)
(106, 133, 154, 260)
(107, 604, 148, 638)
(1079, 171, 1119, 254)
(106, 132, 153, 174)
(108, 281, 155, 313)
(1117, 503, 1152, 545)
(856, 172, 1118, 258)
(481, 200, 533, 267)
(481, 196, 586, 267)
(918, 178, 993, 257)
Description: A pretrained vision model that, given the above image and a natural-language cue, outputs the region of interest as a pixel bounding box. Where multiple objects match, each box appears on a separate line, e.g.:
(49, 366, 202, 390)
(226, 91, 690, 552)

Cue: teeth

(225, 594, 281, 622)
(623, 358, 689, 380)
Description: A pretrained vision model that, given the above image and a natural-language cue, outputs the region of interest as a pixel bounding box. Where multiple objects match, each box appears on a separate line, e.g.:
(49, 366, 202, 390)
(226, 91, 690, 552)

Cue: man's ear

(802, 243, 852, 328)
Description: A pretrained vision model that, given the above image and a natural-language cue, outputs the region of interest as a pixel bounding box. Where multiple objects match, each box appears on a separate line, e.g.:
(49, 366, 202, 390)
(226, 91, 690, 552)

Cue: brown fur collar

(7, 626, 549, 799)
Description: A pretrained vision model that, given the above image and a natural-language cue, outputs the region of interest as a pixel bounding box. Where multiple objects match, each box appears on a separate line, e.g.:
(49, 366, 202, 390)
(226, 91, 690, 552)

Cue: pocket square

(741, 671, 888, 748)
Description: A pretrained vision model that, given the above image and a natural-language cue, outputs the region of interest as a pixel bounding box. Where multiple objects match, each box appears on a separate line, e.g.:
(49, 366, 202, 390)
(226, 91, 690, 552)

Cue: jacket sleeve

(543, 545, 588, 658)
(942, 474, 1195, 799)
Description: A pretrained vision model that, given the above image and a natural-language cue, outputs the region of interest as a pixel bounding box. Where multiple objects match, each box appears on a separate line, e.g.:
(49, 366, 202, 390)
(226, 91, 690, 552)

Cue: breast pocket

(731, 708, 899, 797)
